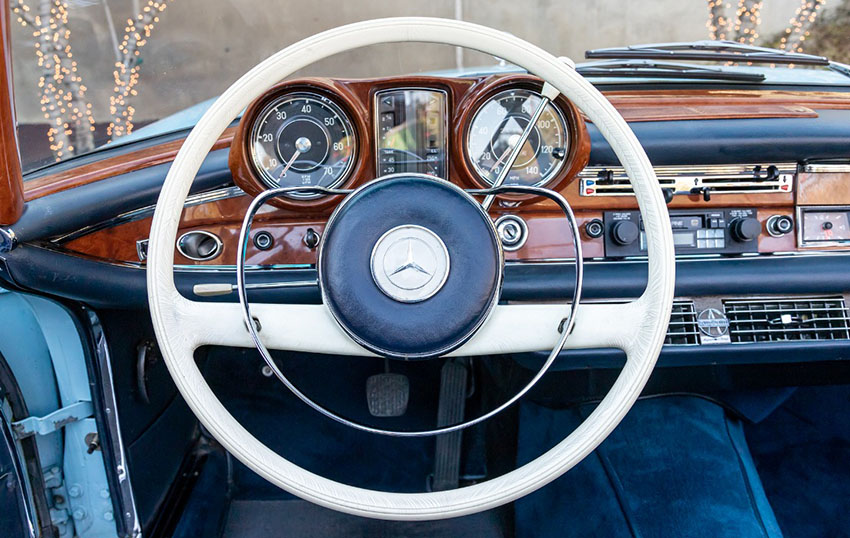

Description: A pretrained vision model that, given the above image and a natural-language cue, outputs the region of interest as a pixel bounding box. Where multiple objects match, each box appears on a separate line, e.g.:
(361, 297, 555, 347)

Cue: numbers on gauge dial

(250, 92, 355, 197)
(466, 89, 569, 187)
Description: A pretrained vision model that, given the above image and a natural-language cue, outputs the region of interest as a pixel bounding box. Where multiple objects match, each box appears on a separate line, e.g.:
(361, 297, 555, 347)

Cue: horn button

(318, 175, 502, 359)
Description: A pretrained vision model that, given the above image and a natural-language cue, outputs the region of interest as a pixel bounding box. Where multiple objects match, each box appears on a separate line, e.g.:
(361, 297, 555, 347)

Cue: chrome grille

(724, 297, 850, 343)
(665, 301, 699, 345)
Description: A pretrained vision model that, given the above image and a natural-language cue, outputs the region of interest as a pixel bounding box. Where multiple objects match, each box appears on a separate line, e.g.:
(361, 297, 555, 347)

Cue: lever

(192, 280, 317, 297)
(691, 186, 711, 202)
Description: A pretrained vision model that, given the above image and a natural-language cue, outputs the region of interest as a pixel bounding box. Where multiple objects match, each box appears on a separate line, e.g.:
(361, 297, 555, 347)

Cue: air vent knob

(611, 220, 640, 246)
(730, 217, 761, 243)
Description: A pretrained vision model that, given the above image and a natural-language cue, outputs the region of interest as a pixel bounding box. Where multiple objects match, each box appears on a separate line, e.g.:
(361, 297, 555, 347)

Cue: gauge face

(467, 89, 569, 187)
(802, 210, 850, 243)
(250, 92, 355, 197)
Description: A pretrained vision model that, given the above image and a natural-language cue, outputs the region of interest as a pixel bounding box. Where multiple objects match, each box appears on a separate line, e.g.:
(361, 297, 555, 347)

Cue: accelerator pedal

(431, 357, 470, 491)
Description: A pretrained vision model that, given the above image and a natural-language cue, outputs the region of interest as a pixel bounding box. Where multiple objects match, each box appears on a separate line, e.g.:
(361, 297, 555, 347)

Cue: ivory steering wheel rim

(147, 17, 675, 521)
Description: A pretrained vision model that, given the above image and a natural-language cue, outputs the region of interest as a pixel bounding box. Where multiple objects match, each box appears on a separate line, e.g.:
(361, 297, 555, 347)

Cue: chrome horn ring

(235, 182, 583, 437)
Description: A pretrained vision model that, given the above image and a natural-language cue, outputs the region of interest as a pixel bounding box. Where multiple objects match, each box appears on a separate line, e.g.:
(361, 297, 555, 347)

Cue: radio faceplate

(604, 208, 761, 257)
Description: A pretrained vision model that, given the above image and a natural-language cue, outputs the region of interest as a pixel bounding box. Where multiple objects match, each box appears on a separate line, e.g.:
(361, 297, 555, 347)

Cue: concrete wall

(12, 0, 803, 125)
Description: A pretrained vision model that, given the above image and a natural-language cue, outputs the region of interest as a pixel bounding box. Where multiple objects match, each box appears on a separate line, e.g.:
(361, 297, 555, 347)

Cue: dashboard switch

(730, 217, 761, 243)
(611, 220, 640, 246)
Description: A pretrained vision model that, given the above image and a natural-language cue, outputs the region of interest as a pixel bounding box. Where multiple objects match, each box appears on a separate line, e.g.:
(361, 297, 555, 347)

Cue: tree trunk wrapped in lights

(12, 0, 95, 159)
(14, 0, 172, 159)
(109, 0, 172, 140)
(734, 0, 764, 44)
(707, 0, 733, 40)
(778, 0, 828, 52)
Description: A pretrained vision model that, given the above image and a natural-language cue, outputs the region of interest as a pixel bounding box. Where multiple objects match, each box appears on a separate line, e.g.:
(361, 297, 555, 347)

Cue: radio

(603, 208, 761, 257)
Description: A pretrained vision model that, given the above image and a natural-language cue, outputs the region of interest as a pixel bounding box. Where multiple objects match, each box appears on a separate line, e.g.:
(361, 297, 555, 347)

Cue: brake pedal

(366, 359, 409, 417)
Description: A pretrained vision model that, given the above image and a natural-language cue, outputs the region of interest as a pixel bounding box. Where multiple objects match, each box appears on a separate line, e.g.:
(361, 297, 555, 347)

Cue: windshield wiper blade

(586, 40, 830, 66)
(576, 60, 766, 82)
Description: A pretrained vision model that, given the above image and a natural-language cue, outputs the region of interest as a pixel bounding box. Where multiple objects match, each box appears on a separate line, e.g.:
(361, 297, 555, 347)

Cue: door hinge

(11, 401, 93, 440)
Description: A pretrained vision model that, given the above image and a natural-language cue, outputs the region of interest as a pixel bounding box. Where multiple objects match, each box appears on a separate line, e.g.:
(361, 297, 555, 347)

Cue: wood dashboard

(24, 75, 850, 266)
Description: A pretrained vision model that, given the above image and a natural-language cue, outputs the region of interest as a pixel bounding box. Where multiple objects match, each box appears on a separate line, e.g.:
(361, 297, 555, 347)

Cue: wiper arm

(576, 60, 766, 82)
(586, 40, 830, 66)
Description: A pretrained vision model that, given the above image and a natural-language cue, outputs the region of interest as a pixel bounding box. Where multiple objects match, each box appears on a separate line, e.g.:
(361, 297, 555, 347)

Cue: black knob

(253, 231, 274, 251)
(611, 220, 640, 246)
(767, 215, 793, 237)
(662, 188, 675, 204)
(730, 217, 761, 242)
(303, 228, 321, 249)
(585, 219, 604, 238)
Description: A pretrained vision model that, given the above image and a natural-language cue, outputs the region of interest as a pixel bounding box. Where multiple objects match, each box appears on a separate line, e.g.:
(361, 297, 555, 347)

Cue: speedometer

(466, 89, 568, 187)
(250, 92, 355, 197)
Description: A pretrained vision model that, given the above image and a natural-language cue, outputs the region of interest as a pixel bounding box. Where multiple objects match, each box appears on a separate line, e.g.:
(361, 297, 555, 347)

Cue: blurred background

(10, 0, 850, 172)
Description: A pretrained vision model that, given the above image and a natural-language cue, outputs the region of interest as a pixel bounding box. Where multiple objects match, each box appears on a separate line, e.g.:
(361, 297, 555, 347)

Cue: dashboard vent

(665, 301, 699, 345)
(579, 164, 795, 197)
(724, 297, 850, 343)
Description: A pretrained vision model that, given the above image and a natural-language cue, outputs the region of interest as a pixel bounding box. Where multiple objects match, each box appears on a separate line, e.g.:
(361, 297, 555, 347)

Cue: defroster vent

(724, 297, 850, 343)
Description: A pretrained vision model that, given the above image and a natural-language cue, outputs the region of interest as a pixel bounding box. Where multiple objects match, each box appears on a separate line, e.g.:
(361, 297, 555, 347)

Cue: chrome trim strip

(802, 163, 850, 174)
(83, 308, 141, 538)
(54, 186, 246, 243)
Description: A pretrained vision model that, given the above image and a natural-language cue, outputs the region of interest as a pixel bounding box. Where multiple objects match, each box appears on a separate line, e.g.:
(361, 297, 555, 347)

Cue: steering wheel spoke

(179, 299, 642, 357)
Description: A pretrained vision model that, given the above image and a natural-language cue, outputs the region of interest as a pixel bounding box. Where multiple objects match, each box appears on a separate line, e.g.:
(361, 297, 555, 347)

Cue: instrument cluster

(229, 75, 589, 208)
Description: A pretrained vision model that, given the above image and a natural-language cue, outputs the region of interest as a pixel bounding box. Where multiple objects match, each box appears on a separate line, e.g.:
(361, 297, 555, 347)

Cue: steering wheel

(148, 18, 675, 520)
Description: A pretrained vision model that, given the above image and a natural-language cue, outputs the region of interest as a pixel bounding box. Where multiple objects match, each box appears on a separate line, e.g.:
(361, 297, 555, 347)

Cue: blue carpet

(745, 385, 850, 538)
(516, 395, 782, 538)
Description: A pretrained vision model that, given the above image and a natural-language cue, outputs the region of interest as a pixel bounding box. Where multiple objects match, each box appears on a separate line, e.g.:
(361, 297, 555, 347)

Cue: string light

(778, 0, 827, 52)
(109, 0, 172, 139)
(733, 0, 763, 44)
(12, 0, 95, 160)
(706, 0, 733, 40)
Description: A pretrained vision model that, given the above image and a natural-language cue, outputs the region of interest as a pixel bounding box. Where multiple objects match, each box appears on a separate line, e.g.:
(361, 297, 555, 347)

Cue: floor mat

(515, 395, 782, 538)
(222, 499, 508, 538)
(745, 385, 850, 538)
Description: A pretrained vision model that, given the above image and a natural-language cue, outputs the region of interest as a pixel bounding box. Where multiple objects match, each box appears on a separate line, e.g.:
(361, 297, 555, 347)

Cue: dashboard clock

(800, 207, 850, 245)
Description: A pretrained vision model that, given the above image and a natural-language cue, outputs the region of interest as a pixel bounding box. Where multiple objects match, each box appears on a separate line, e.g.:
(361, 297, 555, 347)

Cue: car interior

(1, 5, 850, 538)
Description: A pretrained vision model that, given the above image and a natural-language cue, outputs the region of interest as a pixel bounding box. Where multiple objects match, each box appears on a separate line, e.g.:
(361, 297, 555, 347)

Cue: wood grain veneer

(797, 172, 850, 206)
(23, 127, 237, 201)
(55, 81, 850, 264)
(0, 0, 24, 225)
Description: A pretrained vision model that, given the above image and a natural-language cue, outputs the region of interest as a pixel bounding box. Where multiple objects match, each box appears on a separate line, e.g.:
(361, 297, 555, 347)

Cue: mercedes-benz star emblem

(697, 308, 730, 339)
(371, 225, 450, 303)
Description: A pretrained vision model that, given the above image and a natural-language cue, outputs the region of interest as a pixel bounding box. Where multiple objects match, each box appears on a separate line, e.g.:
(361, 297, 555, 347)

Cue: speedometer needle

(279, 150, 302, 178)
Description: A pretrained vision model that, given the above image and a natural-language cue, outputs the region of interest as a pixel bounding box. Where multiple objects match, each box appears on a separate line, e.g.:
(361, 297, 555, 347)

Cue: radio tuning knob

(730, 217, 761, 242)
(611, 220, 640, 246)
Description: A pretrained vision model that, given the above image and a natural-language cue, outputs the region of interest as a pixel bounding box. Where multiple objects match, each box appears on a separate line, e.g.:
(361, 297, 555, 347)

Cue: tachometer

(466, 89, 568, 187)
(250, 92, 355, 197)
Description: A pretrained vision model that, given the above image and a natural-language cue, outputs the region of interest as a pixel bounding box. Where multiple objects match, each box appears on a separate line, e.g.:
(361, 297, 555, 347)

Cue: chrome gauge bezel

(249, 91, 357, 199)
(465, 87, 570, 189)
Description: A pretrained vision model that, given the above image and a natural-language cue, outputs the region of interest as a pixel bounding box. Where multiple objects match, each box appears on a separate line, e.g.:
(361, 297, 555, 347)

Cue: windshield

(11, 0, 850, 174)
